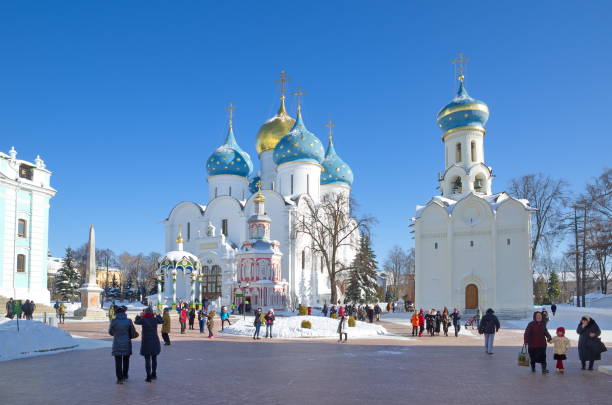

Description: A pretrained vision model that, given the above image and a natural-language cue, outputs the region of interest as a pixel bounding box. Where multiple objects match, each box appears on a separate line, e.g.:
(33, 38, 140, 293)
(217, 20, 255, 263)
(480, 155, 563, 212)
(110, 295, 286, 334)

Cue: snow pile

(102, 300, 147, 310)
(222, 315, 388, 338)
(503, 305, 612, 344)
(0, 320, 78, 361)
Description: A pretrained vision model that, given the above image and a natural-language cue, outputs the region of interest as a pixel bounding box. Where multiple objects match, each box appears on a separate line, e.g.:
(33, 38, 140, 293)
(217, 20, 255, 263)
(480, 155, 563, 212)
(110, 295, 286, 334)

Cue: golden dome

(255, 97, 295, 154)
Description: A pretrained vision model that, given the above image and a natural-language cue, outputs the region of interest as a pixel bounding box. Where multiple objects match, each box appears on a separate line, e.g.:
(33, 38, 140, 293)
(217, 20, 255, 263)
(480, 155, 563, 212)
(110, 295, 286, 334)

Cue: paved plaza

(1, 316, 611, 405)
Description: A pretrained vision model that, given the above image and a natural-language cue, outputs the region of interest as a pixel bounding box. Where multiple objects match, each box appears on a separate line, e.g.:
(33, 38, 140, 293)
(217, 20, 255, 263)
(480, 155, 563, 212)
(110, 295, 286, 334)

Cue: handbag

(129, 323, 139, 340)
(518, 345, 530, 367)
(587, 337, 607, 354)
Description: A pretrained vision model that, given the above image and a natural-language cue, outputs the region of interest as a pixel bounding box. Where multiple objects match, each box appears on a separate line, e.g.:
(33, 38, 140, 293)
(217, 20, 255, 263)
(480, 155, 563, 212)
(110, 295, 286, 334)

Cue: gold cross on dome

(226, 102, 236, 128)
(292, 88, 306, 110)
(274, 71, 291, 98)
(256, 180, 262, 191)
(452, 52, 470, 82)
(325, 119, 335, 143)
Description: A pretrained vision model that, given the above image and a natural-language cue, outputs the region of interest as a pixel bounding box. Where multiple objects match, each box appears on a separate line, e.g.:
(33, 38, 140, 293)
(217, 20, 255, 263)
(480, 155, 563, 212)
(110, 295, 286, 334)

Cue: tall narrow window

(221, 219, 228, 236)
(471, 141, 476, 162)
(320, 256, 324, 273)
(302, 250, 306, 269)
(17, 219, 27, 238)
(290, 174, 294, 194)
(215, 187, 218, 198)
(16, 254, 26, 272)
(470, 240, 474, 247)
(455, 143, 462, 163)
(229, 186, 232, 196)
(507, 238, 511, 246)
(187, 222, 191, 241)
(307, 174, 310, 195)
(434, 242, 438, 250)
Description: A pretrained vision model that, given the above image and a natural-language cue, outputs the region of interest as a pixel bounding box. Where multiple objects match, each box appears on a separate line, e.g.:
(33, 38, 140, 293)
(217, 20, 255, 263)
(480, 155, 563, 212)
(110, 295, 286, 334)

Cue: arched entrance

(465, 284, 478, 309)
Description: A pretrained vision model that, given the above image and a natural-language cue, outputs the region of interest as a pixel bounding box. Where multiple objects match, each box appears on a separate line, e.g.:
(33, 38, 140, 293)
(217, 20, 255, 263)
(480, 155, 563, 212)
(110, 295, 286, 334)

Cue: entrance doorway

(465, 284, 478, 309)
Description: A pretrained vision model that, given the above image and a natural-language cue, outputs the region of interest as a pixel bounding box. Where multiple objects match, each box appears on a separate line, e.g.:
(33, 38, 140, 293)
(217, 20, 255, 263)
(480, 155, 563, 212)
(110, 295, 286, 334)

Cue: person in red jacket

(524, 311, 552, 374)
(418, 309, 425, 337)
(179, 307, 187, 334)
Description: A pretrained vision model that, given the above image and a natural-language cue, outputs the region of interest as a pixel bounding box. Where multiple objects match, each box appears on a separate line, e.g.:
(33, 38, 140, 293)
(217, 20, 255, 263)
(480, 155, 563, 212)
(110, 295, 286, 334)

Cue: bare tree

(508, 174, 569, 266)
(585, 168, 611, 294)
(294, 193, 375, 304)
(383, 246, 412, 300)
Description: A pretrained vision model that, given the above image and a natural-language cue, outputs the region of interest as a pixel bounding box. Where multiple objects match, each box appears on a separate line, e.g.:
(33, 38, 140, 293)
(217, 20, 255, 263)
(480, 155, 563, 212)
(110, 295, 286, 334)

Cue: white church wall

(207, 174, 249, 201)
(277, 161, 321, 201)
(204, 196, 247, 246)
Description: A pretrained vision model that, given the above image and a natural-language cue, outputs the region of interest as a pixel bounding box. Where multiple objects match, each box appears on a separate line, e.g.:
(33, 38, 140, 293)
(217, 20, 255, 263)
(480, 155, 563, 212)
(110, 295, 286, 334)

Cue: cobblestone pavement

(1, 316, 610, 405)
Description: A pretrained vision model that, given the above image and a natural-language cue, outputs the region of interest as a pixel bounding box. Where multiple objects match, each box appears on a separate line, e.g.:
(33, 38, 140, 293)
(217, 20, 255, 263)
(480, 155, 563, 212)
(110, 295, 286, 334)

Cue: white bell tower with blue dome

(437, 58, 492, 199)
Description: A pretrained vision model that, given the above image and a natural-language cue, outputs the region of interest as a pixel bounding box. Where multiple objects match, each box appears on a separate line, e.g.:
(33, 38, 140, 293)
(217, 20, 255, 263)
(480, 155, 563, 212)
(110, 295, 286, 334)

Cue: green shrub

(348, 316, 356, 327)
(330, 313, 338, 319)
(301, 320, 312, 329)
(298, 305, 308, 316)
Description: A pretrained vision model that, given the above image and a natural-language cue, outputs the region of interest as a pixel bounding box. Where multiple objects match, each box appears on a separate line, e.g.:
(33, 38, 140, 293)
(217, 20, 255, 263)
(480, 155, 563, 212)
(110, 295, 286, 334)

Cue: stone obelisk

(74, 225, 106, 319)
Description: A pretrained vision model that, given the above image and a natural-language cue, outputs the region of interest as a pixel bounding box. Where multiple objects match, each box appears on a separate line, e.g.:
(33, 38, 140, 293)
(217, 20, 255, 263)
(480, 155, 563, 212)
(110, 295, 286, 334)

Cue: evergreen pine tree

(55, 247, 81, 301)
(533, 275, 548, 304)
(111, 274, 118, 289)
(345, 234, 379, 304)
(547, 271, 561, 303)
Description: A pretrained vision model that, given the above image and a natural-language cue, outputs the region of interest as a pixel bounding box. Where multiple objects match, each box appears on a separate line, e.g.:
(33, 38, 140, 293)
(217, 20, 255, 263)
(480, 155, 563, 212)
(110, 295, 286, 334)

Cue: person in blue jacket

(220, 306, 231, 330)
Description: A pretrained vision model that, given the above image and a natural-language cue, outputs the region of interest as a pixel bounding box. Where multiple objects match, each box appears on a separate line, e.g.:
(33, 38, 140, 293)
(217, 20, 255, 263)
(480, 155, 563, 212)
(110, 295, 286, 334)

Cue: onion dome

(321, 137, 353, 186)
(436, 79, 489, 135)
(273, 108, 325, 166)
(248, 175, 261, 194)
(206, 125, 253, 177)
(256, 97, 296, 154)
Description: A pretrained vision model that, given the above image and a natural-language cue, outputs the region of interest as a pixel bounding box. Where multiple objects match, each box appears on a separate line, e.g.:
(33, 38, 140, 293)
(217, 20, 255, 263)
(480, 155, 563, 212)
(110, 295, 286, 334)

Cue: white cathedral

(161, 76, 358, 310)
(414, 71, 534, 318)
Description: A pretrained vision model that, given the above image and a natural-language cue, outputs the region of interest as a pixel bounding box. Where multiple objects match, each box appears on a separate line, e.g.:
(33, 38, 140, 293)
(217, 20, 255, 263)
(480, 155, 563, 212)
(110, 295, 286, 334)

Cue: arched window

(215, 187, 218, 198)
(434, 242, 438, 250)
(16, 254, 26, 272)
(290, 174, 294, 194)
(221, 219, 228, 236)
(187, 222, 191, 241)
(470, 141, 477, 162)
(452, 177, 462, 194)
(302, 249, 306, 269)
(229, 186, 232, 196)
(321, 256, 324, 274)
(17, 219, 27, 238)
(455, 143, 462, 163)
(474, 175, 485, 193)
(307, 174, 310, 195)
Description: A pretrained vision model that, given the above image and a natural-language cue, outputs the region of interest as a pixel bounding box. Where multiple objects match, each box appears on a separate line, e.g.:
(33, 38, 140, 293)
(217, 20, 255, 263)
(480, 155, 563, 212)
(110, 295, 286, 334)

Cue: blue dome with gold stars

(436, 80, 489, 134)
(206, 127, 253, 177)
(321, 138, 353, 186)
(273, 109, 325, 166)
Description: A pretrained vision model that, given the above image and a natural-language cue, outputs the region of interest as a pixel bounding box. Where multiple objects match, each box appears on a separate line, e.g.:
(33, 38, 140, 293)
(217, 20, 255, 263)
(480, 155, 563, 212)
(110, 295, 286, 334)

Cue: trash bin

(307, 306, 312, 315)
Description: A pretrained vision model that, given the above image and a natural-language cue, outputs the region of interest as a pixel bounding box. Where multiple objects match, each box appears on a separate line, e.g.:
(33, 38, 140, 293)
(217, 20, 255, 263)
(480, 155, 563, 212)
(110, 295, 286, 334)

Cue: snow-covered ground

(503, 304, 612, 344)
(0, 319, 111, 362)
(222, 315, 388, 339)
(102, 300, 147, 310)
(0, 319, 78, 361)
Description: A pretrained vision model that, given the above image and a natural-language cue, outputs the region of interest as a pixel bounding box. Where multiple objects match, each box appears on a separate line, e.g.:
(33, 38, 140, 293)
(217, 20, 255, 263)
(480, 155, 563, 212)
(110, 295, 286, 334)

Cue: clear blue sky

(1, 1, 610, 260)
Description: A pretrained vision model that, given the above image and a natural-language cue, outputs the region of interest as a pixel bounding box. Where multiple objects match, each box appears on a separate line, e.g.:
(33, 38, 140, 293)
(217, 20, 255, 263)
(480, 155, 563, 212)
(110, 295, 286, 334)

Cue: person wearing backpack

(264, 309, 275, 338)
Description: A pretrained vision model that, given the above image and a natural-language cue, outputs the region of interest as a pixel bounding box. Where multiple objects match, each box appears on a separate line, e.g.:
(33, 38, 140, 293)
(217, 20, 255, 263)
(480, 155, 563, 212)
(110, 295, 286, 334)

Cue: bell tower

(437, 53, 492, 199)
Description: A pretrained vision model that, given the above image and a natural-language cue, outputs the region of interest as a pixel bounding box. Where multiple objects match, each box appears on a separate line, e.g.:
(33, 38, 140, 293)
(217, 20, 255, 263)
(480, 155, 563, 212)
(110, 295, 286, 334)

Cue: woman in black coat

(134, 307, 164, 382)
(108, 306, 137, 384)
(577, 316, 604, 370)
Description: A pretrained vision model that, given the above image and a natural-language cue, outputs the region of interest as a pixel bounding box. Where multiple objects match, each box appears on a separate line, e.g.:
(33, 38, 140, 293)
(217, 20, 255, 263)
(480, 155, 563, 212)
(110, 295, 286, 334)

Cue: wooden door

(465, 284, 478, 309)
